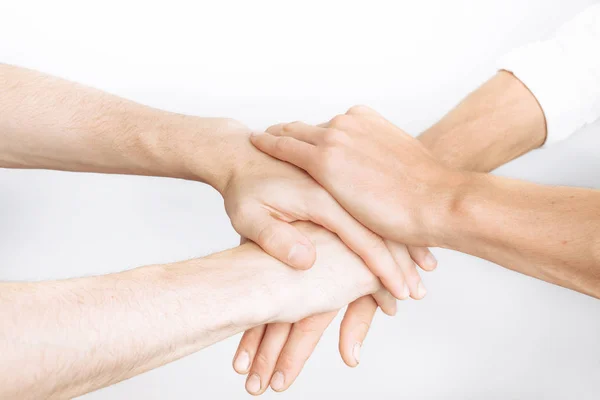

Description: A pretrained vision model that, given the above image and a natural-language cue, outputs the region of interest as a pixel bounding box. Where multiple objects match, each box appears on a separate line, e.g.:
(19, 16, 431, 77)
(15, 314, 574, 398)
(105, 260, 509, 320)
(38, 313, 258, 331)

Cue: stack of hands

(219, 106, 462, 395)
(2, 63, 598, 399)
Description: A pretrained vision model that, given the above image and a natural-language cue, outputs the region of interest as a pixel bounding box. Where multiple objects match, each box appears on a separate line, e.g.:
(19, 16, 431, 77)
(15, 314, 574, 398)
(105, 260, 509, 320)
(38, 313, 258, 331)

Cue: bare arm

(417, 71, 600, 297)
(444, 173, 600, 298)
(0, 63, 244, 192)
(0, 63, 430, 298)
(418, 70, 546, 171)
(0, 223, 380, 399)
(252, 102, 600, 298)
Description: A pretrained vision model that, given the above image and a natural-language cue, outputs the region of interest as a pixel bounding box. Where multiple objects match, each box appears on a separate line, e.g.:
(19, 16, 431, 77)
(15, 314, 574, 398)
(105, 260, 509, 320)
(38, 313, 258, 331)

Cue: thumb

(233, 209, 316, 270)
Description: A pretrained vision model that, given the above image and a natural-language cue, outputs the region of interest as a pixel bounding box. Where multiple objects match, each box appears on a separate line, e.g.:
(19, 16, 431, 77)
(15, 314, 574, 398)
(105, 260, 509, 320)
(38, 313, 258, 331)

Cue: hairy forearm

(0, 244, 289, 399)
(441, 174, 600, 298)
(0, 64, 246, 192)
(419, 70, 546, 172)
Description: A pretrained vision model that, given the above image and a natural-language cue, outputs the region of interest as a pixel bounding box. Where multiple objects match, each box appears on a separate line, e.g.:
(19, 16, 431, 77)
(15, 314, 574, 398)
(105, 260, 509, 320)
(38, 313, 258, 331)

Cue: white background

(1, 0, 599, 399)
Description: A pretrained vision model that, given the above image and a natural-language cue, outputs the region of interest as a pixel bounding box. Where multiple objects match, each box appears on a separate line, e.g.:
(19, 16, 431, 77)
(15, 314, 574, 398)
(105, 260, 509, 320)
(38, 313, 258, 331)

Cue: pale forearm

(0, 245, 286, 399)
(419, 70, 546, 172)
(0, 64, 244, 192)
(438, 174, 600, 298)
(418, 71, 600, 297)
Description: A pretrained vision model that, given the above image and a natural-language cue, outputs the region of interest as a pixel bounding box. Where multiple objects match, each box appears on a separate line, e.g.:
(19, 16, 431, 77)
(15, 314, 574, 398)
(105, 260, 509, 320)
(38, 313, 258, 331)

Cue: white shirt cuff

(498, 3, 600, 146)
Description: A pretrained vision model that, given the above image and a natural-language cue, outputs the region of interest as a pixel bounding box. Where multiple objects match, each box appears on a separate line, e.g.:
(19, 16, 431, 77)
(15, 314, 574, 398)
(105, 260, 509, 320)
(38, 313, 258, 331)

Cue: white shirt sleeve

(499, 3, 600, 146)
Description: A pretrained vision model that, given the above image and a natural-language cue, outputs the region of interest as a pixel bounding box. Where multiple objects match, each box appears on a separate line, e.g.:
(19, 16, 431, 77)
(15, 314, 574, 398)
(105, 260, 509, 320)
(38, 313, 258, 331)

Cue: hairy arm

(0, 223, 379, 399)
(0, 63, 245, 192)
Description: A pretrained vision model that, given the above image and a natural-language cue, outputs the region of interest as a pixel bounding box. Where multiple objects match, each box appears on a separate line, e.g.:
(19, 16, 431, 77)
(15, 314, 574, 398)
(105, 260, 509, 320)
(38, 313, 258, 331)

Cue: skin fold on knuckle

(275, 354, 300, 381)
(274, 136, 293, 154)
(251, 351, 272, 372)
(256, 223, 280, 251)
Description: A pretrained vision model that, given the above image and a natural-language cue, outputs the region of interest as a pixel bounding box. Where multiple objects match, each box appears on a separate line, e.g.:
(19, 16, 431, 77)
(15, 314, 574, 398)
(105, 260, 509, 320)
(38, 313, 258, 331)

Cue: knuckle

(296, 315, 324, 334)
(274, 136, 292, 153)
(366, 235, 388, 257)
(266, 123, 285, 134)
(253, 351, 272, 370)
(276, 354, 298, 373)
(257, 224, 278, 248)
(351, 319, 372, 335)
(329, 114, 351, 128)
(283, 121, 302, 132)
(346, 105, 370, 115)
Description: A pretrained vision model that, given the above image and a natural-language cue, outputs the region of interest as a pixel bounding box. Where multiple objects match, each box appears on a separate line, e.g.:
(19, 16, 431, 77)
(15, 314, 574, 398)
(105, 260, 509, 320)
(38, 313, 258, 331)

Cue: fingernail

(417, 281, 427, 299)
(234, 351, 250, 373)
(270, 371, 285, 391)
(246, 374, 261, 394)
(425, 252, 437, 269)
(353, 343, 361, 365)
(401, 282, 410, 299)
(250, 131, 264, 138)
(288, 243, 311, 268)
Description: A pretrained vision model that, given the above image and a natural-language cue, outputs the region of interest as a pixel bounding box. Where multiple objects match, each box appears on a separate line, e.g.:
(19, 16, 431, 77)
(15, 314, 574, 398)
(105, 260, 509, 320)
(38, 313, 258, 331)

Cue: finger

(372, 290, 396, 316)
(339, 296, 378, 367)
(269, 311, 338, 392)
(386, 240, 427, 300)
(245, 323, 293, 395)
(232, 208, 316, 270)
(310, 192, 409, 300)
(408, 245, 438, 271)
(233, 325, 267, 374)
(266, 123, 286, 134)
(250, 132, 318, 173)
(271, 121, 324, 145)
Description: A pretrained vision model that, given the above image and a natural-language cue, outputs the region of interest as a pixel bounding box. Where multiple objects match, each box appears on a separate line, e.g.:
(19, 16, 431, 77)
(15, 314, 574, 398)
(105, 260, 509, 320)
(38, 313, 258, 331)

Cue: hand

(223, 120, 434, 395)
(231, 222, 396, 395)
(219, 121, 437, 299)
(250, 106, 465, 247)
(233, 296, 377, 395)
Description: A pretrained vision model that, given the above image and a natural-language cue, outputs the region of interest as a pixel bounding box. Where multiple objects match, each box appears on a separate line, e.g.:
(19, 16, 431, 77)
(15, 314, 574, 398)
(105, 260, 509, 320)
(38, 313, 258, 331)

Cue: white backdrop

(1, 1, 599, 399)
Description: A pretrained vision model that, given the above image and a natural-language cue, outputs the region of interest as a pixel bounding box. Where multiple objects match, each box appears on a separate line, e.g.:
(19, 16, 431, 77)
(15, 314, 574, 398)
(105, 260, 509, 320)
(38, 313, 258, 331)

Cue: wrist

(140, 112, 251, 192)
(199, 243, 299, 325)
(423, 168, 474, 248)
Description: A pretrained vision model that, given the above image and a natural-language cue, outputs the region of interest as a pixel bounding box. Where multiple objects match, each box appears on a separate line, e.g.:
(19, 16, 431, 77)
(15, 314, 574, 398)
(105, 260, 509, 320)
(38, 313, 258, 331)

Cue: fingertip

(409, 247, 438, 271)
(382, 302, 397, 316)
(245, 373, 262, 396)
(233, 350, 250, 374)
(339, 341, 361, 368)
(423, 252, 438, 271)
(269, 371, 285, 392)
(414, 281, 428, 300)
